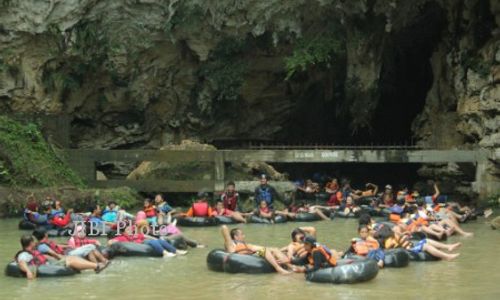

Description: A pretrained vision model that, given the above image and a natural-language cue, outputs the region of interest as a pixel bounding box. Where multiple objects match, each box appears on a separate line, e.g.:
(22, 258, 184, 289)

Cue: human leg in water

(229, 211, 247, 223)
(423, 239, 461, 261)
(262, 248, 291, 275)
(88, 250, 108, 263)
(65, 256, 110, 273)
(439, 219, 473, 237)
(421, 225, 444, 239)
(311, 208, 330, 221)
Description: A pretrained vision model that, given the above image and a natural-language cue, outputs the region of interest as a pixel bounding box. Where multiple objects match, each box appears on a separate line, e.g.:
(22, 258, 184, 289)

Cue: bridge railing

(65, 148, 489, 193)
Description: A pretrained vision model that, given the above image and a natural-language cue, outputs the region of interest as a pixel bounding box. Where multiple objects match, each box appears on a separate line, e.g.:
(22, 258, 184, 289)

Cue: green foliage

(0, 116, 84, 187)
(198, 38, 248, 102)
(285, 31, 345, 80)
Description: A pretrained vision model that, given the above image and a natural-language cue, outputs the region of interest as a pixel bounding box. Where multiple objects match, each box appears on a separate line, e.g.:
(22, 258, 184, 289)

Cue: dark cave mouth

(274, 1, 446, 146)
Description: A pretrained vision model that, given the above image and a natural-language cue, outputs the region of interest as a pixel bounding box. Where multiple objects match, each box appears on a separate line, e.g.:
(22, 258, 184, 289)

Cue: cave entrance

(372, 1, 446, 143)
(277, 2, 445, 145)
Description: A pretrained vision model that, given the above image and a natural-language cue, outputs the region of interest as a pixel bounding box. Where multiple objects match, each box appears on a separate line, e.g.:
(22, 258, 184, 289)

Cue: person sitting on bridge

(212, 200, 247, 223)
(184, 192, 213, 218)
(254, 175, 278, 209)
(220, 181, 240, 211)
(220, 225, 292, 275)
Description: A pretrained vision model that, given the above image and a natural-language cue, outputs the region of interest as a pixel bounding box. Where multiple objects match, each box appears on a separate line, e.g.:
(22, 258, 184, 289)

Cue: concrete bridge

(66, 148, 498, 197)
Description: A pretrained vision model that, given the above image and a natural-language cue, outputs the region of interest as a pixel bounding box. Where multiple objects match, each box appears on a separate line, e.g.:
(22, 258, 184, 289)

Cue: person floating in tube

(220, 225, 292, 275)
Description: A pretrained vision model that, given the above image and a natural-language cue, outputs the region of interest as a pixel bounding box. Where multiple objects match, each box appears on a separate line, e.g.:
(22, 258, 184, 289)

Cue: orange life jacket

(233, 241, 254, 255)
(352, 238, 380, 256)
(389, 213, 401, 223)
(406, 217, 428, 232)
(308, 245, 336, 267)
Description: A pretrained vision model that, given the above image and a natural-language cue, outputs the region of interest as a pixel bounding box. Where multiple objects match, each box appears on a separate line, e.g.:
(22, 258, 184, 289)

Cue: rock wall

(0, 0, 499, 197)
(412, 0, 500, 198)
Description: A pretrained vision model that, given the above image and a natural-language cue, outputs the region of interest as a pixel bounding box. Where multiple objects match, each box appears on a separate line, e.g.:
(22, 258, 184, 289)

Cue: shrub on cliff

(0, 116, 84, 187)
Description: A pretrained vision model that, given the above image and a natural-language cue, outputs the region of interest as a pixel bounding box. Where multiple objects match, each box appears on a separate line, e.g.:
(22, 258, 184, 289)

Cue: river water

(0, 218, 498, 300)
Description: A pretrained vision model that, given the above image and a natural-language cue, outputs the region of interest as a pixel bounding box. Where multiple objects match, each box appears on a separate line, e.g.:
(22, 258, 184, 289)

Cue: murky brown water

(0, 218, 498, 300)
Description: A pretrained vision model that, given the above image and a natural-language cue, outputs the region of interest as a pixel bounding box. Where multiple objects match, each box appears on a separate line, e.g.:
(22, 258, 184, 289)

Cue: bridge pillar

(214, 151, 225, 192)
(473, 160, 500, 199)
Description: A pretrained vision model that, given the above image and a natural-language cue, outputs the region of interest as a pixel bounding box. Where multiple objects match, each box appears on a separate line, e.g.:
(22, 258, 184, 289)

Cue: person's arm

(37, 244, 63, 260)
(254, 188, 260, 207)
(371, 184, 379, 196)
(67, 237, 76, 249)
(299, 227, 317, 237)
(220, 225, 235, 252)
(18, 260, 35, 280)
(433, 183, 440, 200)
(286, 243, 295, 260)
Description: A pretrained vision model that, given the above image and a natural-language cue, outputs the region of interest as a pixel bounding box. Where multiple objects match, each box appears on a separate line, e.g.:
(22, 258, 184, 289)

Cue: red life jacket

(15, 250, 47, 266)
(144, 206, 156, 218)
(73, 237, 96, 248)
(40, 240, 65, 255)
(192, 202, 209, 217)
(222, 192, 238, 211)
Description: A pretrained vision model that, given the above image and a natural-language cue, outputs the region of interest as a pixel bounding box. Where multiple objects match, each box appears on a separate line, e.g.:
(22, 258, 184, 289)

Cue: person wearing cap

(291, 235, 338, 273)
(184, 191, 213, 218)
(254, 175, 278, 209)
(220, 225, 292, 275)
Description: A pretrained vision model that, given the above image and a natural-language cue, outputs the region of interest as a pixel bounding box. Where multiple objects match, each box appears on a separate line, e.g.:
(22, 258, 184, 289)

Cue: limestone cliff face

(412, 0, 500, 193)
(0, 0, 499, 194)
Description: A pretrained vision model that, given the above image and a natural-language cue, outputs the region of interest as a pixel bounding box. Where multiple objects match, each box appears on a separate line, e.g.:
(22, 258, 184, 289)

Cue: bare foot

(277, 269, 292, 275)
(377, 260, 384, 268)
(449, 243, 462, 252)
(444, 253, 460, 261)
